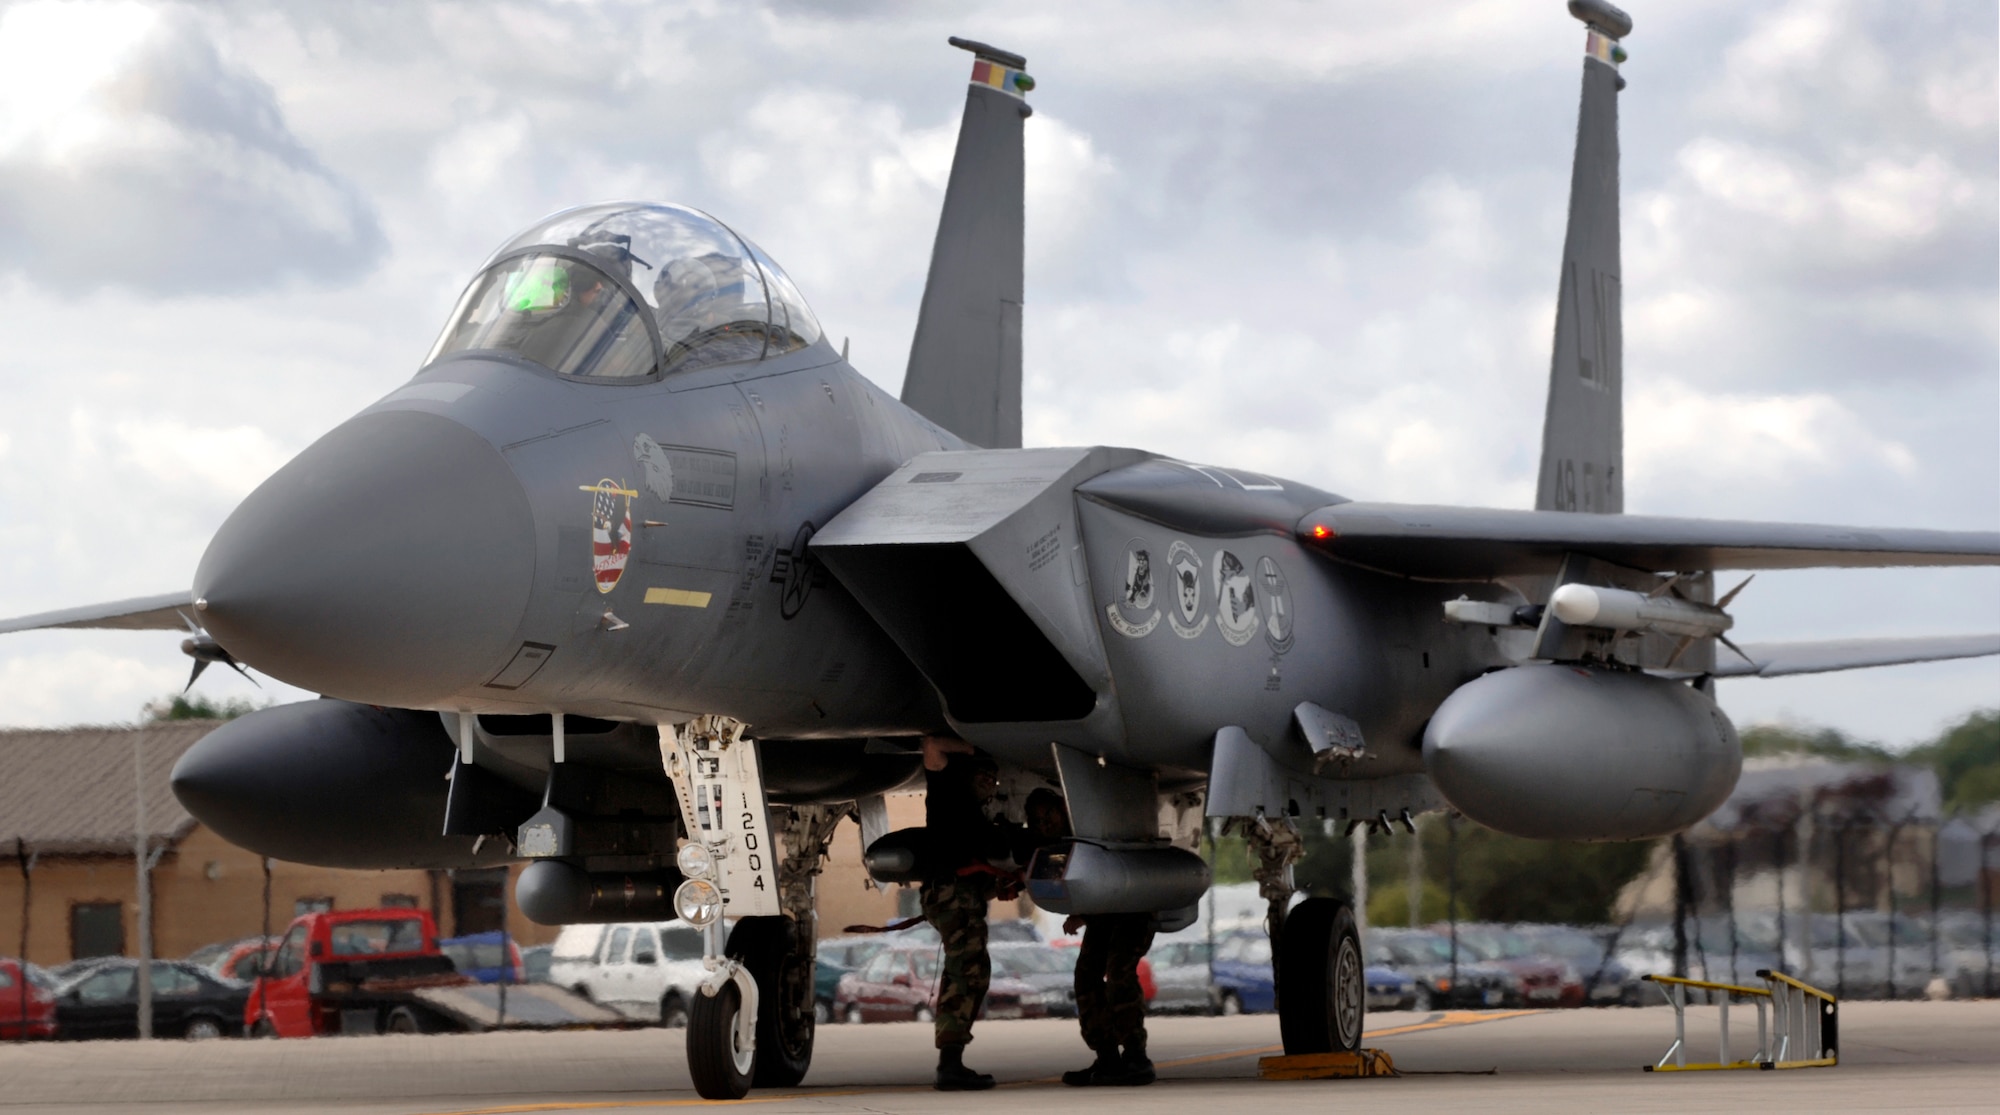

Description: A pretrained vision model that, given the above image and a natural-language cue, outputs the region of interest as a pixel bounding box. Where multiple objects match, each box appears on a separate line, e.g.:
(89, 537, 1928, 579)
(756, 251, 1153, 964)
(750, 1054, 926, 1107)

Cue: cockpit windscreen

(423, 202, 824, 380)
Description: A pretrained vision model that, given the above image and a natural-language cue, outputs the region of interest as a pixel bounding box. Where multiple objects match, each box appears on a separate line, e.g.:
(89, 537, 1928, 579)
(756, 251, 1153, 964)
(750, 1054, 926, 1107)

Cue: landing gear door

(666, 718, 781, 918)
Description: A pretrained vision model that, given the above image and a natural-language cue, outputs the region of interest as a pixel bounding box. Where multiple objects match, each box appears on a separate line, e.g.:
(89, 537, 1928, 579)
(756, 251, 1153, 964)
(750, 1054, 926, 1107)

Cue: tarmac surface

(2, 1000, 1995, 1114)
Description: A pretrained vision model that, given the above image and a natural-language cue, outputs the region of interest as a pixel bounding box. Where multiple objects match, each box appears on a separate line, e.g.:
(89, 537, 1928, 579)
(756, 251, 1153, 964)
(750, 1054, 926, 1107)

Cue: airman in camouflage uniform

(1064, 912, 1158, 1086)
(918, 737, 1003, 1091)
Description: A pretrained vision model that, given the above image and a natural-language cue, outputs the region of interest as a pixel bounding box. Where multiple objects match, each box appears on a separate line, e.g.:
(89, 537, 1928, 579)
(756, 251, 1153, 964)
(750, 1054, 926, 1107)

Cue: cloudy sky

(0, 0, 1992, 747)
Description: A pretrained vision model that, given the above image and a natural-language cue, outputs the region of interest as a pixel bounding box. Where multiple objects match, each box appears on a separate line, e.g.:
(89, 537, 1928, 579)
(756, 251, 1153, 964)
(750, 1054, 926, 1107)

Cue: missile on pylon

(1549, 583, 1733, 639)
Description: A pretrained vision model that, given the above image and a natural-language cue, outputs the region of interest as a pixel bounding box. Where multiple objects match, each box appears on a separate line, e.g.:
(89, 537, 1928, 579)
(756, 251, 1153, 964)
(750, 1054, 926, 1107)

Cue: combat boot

(934, 1043, 996, 1091)
(1113, 1037, 1156, 1086)
(1061, 1047, 1121, 1086)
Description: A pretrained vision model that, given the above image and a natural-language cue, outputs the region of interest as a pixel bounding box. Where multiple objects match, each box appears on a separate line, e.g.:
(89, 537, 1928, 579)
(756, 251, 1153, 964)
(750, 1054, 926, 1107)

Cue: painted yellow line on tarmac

(423, 1092, 892, 1114)
(1123, 1009, 1548, 1074)
(422, 1011, 1548, 1114)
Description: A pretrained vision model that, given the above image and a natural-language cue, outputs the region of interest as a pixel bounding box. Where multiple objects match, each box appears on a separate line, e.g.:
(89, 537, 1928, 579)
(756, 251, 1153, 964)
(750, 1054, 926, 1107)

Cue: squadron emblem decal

(1259, 556, 1294, 654)
(580, 479, 638, 594)
(1167, 541, 1208, 639)
(1105, 539, 1161, 638)
(1214, 550, 1260, 647)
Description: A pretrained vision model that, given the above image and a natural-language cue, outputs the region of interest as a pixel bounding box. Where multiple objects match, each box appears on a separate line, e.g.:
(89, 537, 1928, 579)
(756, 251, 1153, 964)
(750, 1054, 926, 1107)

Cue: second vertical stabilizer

(899, 37, 1031, 450)
(1536, 1, 1630, 514)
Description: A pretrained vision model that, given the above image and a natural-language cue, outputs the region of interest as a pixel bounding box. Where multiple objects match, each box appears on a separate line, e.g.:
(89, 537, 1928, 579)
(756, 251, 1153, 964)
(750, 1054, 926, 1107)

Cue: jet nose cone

(194, 409, 535, 707)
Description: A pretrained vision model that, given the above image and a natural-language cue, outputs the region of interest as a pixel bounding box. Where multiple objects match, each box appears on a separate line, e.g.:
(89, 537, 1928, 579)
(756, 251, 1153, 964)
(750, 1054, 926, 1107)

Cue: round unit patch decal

(1105, 539, 1161, 638)
(1259, 555, 1294, 653)
(1213, 549, 1260, 647)
(1167, 541, 1209, 639)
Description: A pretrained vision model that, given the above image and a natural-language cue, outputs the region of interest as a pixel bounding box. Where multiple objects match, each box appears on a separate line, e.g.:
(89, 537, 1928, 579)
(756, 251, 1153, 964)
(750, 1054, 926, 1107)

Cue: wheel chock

(1257, 1048, 1397, 1080)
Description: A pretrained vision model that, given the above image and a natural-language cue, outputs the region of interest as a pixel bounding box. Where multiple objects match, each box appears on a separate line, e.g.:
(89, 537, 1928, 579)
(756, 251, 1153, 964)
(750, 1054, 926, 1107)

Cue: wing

(1708, 634, 2000, 679)
(0, 592, 194, 635)
(1299, 502, 2000, 579)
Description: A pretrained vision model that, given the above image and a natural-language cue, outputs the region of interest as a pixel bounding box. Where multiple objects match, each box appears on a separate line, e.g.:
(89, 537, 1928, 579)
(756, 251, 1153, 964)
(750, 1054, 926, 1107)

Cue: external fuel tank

(1422, 664, 1741, 841)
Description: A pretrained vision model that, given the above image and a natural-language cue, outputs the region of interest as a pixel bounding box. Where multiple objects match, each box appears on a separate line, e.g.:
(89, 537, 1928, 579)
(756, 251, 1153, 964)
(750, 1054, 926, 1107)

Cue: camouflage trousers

(1076, 913, 1155, 1053)
(921, 876, 994, 1049)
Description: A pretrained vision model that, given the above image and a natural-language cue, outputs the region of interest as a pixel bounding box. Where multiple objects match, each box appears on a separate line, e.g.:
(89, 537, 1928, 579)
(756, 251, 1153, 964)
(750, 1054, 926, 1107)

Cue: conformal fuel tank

(1422, 664, 1741, 841)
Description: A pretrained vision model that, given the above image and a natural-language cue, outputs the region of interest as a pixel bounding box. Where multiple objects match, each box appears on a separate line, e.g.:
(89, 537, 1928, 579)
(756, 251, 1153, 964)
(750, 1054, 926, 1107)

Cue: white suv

(548, 921, 708, 1026)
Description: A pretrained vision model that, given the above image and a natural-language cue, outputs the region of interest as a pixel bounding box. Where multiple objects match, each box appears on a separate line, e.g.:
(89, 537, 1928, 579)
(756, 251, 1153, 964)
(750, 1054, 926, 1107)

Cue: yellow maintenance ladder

(1642, 970, 1837, 1072)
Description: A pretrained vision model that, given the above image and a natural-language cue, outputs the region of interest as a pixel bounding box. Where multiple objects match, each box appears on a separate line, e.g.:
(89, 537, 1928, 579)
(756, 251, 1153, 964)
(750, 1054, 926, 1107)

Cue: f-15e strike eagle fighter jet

(5, 1, 1997, 1097)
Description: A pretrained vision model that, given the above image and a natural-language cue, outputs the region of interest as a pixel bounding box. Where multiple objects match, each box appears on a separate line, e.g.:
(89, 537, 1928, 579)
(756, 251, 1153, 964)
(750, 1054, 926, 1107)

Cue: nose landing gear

(663, 717, 843, 1099)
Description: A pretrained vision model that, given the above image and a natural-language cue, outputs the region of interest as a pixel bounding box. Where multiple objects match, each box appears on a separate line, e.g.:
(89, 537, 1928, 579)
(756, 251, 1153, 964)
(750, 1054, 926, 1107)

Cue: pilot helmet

(654, 254, 757, 344)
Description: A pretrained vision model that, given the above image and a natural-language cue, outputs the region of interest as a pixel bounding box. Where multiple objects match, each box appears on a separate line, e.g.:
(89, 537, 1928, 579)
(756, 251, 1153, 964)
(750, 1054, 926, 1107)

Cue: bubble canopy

(424, 203, 824, 381)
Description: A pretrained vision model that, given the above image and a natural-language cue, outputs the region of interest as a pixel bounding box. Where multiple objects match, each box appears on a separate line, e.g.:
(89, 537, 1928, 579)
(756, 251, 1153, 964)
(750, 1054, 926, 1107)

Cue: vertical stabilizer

(899, 37, 1032, 449)
(1536, 1, 1631, 513)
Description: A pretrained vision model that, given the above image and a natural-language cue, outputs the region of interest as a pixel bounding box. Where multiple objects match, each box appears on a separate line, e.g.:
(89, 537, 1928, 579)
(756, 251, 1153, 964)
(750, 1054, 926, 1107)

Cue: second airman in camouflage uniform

(918, 738, 1004, 1091)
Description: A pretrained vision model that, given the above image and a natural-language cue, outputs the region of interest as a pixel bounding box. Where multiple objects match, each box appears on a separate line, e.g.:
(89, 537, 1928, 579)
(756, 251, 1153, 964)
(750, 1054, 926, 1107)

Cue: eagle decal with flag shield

(580, 479, 637, 594)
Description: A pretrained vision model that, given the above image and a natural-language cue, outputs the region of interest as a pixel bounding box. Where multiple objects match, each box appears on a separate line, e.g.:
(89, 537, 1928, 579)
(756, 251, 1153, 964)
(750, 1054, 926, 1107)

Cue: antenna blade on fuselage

(899, 36, 1031, 450)
(1535, 1, 1631, 514)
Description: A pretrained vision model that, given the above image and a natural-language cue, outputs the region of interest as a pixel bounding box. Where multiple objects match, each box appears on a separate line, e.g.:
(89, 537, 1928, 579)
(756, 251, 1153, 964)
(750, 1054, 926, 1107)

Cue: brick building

(0, 721, 955, 968)
(0, 721, 555, 966)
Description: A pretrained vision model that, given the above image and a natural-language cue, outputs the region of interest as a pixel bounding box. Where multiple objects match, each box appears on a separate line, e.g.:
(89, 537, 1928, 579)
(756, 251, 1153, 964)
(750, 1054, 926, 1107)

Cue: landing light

(675, 878, 723, 926)
(675, 841, 715, 880)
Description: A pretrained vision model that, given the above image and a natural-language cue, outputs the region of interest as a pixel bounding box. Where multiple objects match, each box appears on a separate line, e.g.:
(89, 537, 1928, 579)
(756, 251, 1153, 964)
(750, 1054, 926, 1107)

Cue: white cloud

(1626, 378, 1918, 499)
(0, 646, 187, 727)
(101, 414, 292, 500)
(0, 0, 383, 292)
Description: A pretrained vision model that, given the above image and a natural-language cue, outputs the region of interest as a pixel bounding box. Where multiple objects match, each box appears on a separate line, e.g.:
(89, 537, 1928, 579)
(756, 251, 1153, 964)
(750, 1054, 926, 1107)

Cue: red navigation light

(1311, 524, 1330, 539)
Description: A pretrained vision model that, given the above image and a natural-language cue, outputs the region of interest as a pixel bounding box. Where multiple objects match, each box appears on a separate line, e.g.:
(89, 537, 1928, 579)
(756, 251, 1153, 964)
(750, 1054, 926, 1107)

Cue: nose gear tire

(687, 982, 754, 1100)
(729, 915, 815, 1088)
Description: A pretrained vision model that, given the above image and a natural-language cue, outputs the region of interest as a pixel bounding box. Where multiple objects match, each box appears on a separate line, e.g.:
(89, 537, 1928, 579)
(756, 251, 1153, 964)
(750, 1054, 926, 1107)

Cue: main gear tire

(687, 981, 754, 1100)
(1276, 897, 1365, 1054)
(728, 915, 814, 1089)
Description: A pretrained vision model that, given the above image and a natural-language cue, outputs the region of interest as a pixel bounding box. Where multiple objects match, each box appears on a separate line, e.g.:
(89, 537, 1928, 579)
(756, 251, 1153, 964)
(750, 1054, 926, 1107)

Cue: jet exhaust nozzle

(1026, 840, 1210, 916)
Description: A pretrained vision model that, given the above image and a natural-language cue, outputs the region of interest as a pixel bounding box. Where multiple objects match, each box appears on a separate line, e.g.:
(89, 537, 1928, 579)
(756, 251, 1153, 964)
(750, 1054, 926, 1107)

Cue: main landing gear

(1239, 814, 1365, 1055)
(665, 717, 841, 1099)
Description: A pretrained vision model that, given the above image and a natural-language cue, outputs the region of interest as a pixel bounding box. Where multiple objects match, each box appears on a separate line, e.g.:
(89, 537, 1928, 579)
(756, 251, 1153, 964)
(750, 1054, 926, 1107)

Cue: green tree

(1739, 723, 1892, 762)
(143, 693, 262, 721)
(1908, 709, 2000, 810)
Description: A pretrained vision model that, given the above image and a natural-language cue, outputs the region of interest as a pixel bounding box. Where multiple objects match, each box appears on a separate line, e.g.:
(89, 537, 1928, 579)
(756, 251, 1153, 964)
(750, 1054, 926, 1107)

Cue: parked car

(815, 936, 889, 1023)
(990, 943, 1077, 1018)
(1451, 925, 1574, 1007)
(833, 945, 1050, 1023)
(47, 957, 117, 984)
(54, 959, 248, 1039)
(1365, 965, 1420, 1012)
(1937, 910, 1997, 999)
(1210, 932, 1275, 1014)
(1844, 913, 1954, 1000)
(1366, 928, 1512, 1010)
(439, 932, 524, 984)
(209, 937, 281, 984)
(245, 908, 464, 1037)
(0, 957, 57, 1040)
(546, 921, 707, 1026)
(1513, 923, 1640, 1006)
(988, 919, 1045, 944)
(521, 944, 553, 984)
(1146, 938, 1218, 1014)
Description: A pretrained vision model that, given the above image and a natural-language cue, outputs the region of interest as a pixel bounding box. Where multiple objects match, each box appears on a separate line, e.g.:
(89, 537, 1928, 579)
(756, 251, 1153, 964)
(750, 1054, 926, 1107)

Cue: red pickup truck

(246, 909, 466, 1037)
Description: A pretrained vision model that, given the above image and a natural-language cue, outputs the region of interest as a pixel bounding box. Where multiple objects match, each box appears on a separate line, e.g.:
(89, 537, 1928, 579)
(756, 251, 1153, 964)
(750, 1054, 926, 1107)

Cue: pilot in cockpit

(654, 254, 768, 365)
